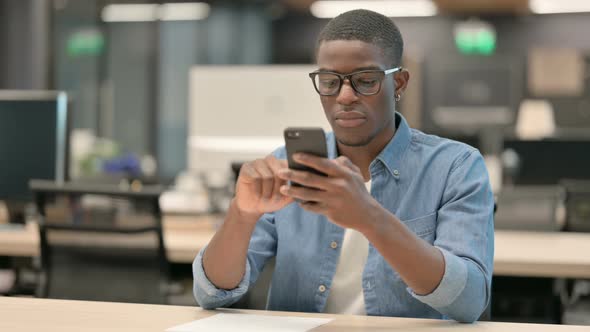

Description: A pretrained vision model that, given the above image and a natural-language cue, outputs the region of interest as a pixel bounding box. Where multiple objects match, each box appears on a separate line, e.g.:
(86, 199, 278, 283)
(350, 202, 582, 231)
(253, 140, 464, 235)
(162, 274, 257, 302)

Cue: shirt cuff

(193, 246, 251, 304)
(408, 247, 468, 308)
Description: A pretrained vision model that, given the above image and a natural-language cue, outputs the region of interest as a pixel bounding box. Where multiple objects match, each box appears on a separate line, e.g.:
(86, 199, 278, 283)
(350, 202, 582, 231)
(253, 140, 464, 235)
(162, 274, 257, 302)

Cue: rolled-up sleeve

(192, 245, 252, 309)
(409, 149, 494, 323)
(193, 212, 278, 309)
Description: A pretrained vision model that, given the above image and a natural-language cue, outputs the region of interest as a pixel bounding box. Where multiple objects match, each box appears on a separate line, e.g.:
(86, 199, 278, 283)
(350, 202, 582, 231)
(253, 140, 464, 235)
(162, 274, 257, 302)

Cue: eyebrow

(316, 65, 383, 73)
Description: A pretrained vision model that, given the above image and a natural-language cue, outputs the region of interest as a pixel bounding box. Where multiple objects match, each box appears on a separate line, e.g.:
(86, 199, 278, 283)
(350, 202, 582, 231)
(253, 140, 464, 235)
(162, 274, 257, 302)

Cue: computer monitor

(0, 91, 69, 221)
(503, 139, 590, 185)
(425, 55, 522, 135)
(188, 65, 330, 182)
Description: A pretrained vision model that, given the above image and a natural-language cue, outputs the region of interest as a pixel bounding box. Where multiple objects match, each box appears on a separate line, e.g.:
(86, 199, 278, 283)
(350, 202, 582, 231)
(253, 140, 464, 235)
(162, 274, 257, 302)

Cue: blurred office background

(1, 0, 590, 325)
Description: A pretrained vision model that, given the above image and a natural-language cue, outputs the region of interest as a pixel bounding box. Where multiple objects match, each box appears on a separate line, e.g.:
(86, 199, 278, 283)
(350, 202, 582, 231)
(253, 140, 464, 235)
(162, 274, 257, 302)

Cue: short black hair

(316, 9, 404, 67)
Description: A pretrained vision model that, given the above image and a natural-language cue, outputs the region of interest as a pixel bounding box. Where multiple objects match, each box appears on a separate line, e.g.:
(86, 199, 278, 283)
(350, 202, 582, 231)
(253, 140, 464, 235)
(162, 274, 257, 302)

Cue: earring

(395, 94, 401, 102)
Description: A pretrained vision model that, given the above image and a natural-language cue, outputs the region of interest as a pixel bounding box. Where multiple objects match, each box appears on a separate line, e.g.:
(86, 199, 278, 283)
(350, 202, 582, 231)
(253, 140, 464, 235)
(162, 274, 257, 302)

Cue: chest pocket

(401, 212, 437, 243)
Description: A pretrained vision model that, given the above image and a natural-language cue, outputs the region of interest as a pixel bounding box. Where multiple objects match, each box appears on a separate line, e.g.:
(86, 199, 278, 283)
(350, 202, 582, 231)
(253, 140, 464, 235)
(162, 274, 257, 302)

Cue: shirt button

(393, 169, 400, 176)
(318, 285, 327, 293)
(330, 241, 338, 249)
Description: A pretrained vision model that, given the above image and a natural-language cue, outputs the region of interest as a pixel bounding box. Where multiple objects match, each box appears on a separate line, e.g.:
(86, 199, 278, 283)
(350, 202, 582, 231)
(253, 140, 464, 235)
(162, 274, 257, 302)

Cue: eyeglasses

(309, 67, 402, 96)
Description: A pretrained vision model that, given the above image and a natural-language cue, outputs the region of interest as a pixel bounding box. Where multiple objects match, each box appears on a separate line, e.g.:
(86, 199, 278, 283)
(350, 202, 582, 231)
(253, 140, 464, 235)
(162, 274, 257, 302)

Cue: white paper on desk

(166, 313, 332, 332)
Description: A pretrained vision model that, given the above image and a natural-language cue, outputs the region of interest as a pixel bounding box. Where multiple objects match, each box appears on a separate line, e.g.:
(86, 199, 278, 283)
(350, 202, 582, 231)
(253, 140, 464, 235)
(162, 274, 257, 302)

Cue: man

(193, 9, 494, 323)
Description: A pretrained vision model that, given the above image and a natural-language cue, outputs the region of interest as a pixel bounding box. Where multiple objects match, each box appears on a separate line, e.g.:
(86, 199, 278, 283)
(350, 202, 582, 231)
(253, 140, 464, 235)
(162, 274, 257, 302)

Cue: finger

(254, 159, 275, 201)
(334, 157, 367, 184)
(334, 156, 360, 174)
(239, 162, 262, 197)
(265, 155, 286, 175)
(280, 184, 325, 203)
(276, 158, 289, 168)
(276, 169, 330, 191)
(298, 200, 325, 214)
(265, 156, 289, 201)
(292, 153, 346, 177)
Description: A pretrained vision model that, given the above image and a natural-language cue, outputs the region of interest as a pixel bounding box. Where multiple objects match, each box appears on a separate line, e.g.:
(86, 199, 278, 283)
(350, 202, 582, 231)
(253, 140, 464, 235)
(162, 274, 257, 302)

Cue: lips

(334, 111, 367, 128)
(335, 118, 366, 128)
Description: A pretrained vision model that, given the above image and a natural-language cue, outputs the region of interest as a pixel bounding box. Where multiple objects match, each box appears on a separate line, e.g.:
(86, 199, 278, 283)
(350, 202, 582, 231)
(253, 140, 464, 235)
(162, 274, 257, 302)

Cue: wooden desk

(0, 215, 218, 264)
(1, 297, 588, 332)
(163, 215, 218, 263)
(494, 230, 590, 278)
(0, 222, 39, 258)
(3, 222, 590, 278)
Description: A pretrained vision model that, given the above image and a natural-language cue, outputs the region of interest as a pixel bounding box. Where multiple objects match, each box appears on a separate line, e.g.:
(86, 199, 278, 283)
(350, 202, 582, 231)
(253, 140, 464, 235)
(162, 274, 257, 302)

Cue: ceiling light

(101, 3, 210, 23)
(310, 0, 437, 18)
(159, 3, 210, 21)
(530, 0, 590, 14)
(101, 4, 158, 22)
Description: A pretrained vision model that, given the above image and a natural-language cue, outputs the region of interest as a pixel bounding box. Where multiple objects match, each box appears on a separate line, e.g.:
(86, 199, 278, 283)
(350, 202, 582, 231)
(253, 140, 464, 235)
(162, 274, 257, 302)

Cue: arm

(277, 153, 444, 292)
(364, 151, 493, 322)
(361, 206, 445, 297)
(277, 151, 494, 322)
(202, 202, 260, 290)
(408, 150, 494, 322)
(193, 156, 293, 309)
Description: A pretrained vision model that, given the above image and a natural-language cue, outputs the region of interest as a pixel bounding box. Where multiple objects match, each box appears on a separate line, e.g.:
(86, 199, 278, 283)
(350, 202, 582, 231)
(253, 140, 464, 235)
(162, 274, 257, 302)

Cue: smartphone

(284, 127, 328, 187)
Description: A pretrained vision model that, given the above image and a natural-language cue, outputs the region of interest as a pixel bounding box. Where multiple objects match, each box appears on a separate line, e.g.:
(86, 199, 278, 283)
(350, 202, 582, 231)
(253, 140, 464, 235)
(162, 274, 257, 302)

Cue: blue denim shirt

(193, 112, 494, 323)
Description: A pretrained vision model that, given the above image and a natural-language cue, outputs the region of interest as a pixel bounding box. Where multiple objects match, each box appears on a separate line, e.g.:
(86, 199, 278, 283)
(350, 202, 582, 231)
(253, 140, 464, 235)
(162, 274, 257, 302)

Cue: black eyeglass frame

(308, 67, 402, 96)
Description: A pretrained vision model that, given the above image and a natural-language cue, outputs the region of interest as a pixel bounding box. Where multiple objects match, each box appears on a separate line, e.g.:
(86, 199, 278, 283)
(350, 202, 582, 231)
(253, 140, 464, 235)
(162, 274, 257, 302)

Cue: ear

(394, 69, 410, 96)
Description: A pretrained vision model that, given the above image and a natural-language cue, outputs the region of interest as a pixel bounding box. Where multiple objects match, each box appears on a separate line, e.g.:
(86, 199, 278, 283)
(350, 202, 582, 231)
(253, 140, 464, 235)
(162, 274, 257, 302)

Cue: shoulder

(409, 128, 480, 169)
(410, 129, 479, 160)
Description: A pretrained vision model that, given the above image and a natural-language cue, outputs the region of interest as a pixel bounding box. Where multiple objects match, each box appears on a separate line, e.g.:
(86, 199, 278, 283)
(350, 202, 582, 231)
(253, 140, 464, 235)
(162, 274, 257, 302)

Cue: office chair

(494, 185, 566, 231)
(477, 200, 497, 322)
(560, 180, 590, 325)
(38, 198, 169, 304)
(492, 188, 574, 324)
(561, 180, 590, 233)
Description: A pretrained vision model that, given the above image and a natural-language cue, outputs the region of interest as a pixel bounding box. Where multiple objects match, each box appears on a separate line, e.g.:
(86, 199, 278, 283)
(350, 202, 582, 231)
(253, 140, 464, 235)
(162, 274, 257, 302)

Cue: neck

(337, 123, 396, 181)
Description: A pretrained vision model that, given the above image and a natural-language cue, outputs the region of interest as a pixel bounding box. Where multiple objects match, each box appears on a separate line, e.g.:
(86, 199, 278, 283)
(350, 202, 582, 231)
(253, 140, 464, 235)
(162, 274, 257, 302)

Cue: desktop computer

(503, 139, 590, 185)
(188, 65, 330, 178)
(0, 91, 69, 223)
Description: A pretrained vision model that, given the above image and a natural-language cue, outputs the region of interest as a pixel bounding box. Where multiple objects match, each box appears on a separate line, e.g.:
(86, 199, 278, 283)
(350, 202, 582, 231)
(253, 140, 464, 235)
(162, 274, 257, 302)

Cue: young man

(193, 9, 494, 323)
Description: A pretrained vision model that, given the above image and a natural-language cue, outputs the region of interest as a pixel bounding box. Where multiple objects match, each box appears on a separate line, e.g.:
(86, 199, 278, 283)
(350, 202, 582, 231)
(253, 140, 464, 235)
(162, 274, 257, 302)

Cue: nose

(335, 79, 359, 106)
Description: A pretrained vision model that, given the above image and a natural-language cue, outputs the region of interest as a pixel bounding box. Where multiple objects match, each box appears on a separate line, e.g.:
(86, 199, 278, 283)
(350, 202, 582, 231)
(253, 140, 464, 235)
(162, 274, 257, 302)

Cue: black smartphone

(284, 127, 328, 187)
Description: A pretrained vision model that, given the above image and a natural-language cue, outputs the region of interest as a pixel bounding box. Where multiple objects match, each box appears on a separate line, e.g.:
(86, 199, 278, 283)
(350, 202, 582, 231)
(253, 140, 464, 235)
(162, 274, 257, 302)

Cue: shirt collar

(326, 112, 412, 178)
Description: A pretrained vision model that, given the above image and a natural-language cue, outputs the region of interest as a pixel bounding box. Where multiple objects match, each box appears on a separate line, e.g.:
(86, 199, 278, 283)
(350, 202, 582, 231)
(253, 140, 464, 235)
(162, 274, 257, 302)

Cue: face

(315, 40, 406, 148)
